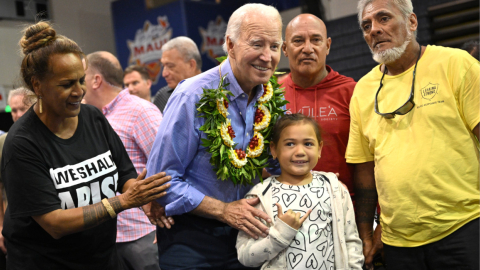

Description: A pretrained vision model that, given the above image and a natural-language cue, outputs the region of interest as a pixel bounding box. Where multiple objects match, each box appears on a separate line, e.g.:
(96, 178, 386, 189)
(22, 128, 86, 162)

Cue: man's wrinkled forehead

(285, 14, 327, 40)
(362, 0, 400, 22)
(241, 14, 282, 38)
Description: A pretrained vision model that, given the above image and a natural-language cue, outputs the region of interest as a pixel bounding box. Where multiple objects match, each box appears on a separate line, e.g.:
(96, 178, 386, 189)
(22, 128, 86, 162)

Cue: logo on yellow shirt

(421, 83, 439, 100)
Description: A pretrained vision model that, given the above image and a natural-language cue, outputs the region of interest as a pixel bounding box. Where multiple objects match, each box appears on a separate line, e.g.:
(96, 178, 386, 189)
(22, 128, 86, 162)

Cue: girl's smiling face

(271, 122, 323, 182)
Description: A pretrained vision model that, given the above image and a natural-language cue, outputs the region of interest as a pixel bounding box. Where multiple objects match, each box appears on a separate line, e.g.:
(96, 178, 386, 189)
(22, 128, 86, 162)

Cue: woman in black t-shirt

(1, 21, 170, 270)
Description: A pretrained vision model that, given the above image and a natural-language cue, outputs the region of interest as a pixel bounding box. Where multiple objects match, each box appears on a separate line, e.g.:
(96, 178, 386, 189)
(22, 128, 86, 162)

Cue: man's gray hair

(357, 0, 414, 25)
(222, 3, 282, 54)
(8, 87, 36, 106)
(358, 0, 417, 39)
(162, 36, 202, 71)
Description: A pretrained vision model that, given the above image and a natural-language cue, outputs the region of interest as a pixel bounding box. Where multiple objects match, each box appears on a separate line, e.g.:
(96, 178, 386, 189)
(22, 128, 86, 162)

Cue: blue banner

(112, 0, 299, 93)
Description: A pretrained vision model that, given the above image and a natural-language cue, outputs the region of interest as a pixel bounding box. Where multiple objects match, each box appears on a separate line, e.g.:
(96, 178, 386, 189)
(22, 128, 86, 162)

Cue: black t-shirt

(1, 105, 137, 270)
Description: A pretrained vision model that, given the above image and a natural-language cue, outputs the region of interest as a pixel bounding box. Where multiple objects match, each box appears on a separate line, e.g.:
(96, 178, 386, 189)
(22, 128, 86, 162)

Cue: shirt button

(247, 133, 249, 136)
(239, 111, 242, 115)
(242, 94, 246, 98)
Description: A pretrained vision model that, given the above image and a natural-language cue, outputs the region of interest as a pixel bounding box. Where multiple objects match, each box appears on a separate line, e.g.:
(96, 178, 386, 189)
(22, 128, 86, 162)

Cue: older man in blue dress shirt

(146, 3, 283, 270)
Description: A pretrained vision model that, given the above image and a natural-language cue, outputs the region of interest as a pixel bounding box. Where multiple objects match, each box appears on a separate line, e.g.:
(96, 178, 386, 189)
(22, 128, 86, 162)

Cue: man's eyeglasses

(374, 48, 421, 119)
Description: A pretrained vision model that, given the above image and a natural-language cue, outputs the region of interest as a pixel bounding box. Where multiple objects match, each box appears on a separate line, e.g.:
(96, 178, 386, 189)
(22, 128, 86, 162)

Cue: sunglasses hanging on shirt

(374, 46, 422, 119)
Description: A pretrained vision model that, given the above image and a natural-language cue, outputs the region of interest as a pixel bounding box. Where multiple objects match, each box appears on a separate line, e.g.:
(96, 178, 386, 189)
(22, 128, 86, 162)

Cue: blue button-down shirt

(146, 58, 265, 216)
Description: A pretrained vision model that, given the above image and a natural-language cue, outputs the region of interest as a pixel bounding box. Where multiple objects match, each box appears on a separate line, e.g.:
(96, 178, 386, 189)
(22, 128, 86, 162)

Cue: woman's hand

(142, 201, 174, 228)
(33, 170, 171, 240)
(120, 169, 171, 209)
(275, 203, 311, 230)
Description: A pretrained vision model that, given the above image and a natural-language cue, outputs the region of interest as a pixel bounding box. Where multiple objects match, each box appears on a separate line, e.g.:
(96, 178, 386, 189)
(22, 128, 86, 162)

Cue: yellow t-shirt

(346, 45, 480, 247)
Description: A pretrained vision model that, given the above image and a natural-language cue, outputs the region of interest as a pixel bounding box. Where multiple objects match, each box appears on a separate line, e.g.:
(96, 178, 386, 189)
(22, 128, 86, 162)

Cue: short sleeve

(455, 56, 480, 131)
(345, 95, 374, 164)
(3, 137, 61, 218)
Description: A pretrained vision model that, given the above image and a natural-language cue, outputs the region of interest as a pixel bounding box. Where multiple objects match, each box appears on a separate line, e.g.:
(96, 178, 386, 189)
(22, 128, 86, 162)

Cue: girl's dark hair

(19, 21, 84, 92)
(271, 113, 323, 145)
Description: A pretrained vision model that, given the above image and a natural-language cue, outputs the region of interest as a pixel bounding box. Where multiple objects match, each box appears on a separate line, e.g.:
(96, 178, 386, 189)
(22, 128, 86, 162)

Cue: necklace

(196, 58, 287, 186)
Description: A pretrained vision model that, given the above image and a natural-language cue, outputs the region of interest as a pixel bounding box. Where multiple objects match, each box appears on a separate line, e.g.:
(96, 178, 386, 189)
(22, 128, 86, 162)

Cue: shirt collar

(222, 58, 264, 102)
(102, 89, 129, 115)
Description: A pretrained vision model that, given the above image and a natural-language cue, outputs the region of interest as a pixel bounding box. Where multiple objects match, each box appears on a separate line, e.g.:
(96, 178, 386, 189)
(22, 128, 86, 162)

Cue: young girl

(236, 113, 364, 270)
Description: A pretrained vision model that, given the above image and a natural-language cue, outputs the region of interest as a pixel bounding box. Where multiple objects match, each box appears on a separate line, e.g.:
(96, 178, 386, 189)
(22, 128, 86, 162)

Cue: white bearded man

(146, 3, 283, 269)
(346, 0, 479, 269)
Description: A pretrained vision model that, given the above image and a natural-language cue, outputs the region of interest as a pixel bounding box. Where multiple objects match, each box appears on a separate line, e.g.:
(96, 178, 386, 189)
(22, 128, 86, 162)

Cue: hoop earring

(38, 96, 43, 113)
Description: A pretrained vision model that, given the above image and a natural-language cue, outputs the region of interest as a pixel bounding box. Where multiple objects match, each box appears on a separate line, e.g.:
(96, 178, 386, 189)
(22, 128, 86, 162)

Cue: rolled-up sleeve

(146, 91, 205, 216)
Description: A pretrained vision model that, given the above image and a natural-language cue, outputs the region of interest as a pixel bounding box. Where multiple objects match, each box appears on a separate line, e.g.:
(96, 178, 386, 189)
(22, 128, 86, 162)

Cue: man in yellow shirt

(346, 0, 479, 269)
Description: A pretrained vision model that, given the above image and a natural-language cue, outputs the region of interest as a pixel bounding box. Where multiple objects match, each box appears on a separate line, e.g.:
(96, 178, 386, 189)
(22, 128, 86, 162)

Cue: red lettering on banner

(147, 44, 154, 52)
(134, 46, 145, 57)
(155, 40, 163, 50)
(207, 37, 217, 46)
(127, 16, 172, 84)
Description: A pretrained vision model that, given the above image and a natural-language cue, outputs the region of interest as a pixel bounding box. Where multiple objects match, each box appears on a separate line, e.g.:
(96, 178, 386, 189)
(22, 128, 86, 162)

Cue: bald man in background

(280, 14, 357, 196)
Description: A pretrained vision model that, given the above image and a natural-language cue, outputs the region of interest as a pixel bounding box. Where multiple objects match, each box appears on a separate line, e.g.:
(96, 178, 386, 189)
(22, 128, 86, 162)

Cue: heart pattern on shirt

(272, 196, 280, 203)
(316, 240, 328, 257)
(282, 193, 297, 208)
(309, 202, 327, 222)
(324, 196, 330, 205)
(305, 253, 318, 269)
(289, 230, 306, 251)
(327, 249, 334, 263)
(272, 176, 334, 269)
(308, 223, 322, 243)
(310, 187, 325, 198)
(300, 193, 312, 208)
(288, 252, 303, 269)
